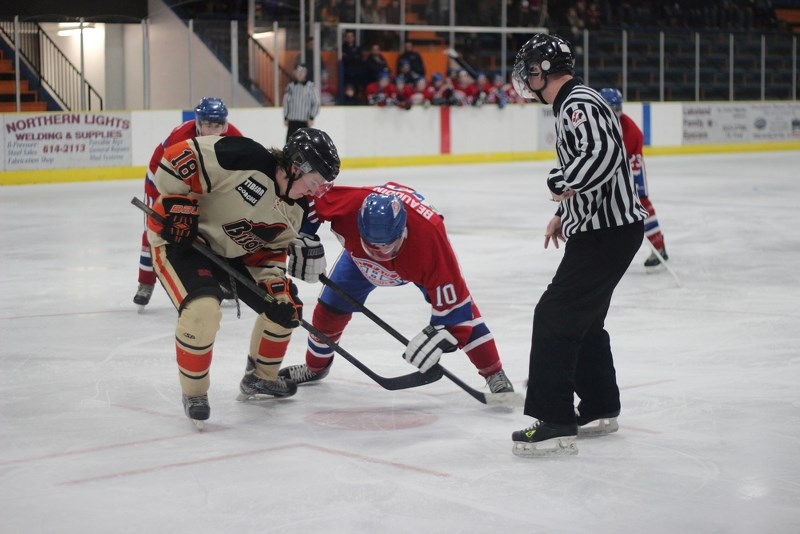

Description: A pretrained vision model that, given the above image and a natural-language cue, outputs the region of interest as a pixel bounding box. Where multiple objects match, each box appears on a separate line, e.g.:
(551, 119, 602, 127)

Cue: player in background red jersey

(134, 97, 243, 307)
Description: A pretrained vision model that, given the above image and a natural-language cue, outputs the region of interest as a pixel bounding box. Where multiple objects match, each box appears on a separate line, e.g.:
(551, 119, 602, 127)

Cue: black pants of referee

(524, 220, 644, 426)
(286, 120, 310, 141)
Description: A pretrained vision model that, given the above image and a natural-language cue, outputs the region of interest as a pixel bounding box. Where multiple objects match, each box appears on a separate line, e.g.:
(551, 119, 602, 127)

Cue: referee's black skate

(512, 420, 578, 457)
(182, 393, 210, 429)
(577, 409, 620, 436)
(278, 361, 331, 385)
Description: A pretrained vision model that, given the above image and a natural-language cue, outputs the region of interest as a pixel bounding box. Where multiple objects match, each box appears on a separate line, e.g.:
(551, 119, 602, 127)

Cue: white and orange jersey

(149, 135, 308, 280)
(144, 120, 243, 203)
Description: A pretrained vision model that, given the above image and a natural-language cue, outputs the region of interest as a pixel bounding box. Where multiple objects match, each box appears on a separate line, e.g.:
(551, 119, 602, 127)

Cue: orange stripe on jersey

(257, 337, 290, 358)
(176, 345, 213, 373)
(162, 142, 203, 193)
(153, 246, 185, 307)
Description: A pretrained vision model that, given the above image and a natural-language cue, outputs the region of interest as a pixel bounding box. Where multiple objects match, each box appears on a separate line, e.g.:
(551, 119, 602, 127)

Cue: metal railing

(577, 28, 798, 102)
(0, 20, 103, 111)
(189, 18, 293, 106)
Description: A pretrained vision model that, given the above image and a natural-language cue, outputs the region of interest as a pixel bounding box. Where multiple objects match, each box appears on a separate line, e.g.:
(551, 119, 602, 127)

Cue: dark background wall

(1, 1, 148, 21)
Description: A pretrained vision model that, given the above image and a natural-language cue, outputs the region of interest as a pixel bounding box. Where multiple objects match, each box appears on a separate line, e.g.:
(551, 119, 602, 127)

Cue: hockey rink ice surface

(1, 151, 799, 533)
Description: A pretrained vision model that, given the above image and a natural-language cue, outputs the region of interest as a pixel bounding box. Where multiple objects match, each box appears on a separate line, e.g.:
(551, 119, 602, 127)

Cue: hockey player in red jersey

(600, 88, 669, 268)
(279, 182, 517, 397)
(134, 97, 244, 307)
(146, 128, 340, 427)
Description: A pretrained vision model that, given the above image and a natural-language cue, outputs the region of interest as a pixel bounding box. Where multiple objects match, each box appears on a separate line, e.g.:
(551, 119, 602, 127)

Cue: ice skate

(278, 362, 331, 385)
(237, 374, 297, 401)
(486, 369, 514, 393)
(133, 283, 154, 307)
(577, 410, 620, 437)
(512, 420, 578, 457)
(644, 246, 668, 270)
(182, 393, 210, 429)
(485, 369, 524, 407)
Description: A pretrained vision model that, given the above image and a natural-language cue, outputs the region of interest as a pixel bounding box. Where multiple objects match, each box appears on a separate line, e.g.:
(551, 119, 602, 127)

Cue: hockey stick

(443, 48, 480, 80)
(131, 197, 443, 391)
(319, 274, 523, 407)
(644, 239, 683, 288)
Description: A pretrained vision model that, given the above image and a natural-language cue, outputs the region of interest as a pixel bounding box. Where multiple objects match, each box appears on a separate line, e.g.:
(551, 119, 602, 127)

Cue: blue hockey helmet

(194, 97, 228, 124)
(599, 87, 623, 114)
(358, 193, 408, 261)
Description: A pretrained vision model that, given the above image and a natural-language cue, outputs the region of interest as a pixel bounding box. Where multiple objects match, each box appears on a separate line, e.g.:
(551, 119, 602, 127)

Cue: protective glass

(511, 61, 539, 100)
(360, 228, 407, 262)
(298, 171, 333, 198)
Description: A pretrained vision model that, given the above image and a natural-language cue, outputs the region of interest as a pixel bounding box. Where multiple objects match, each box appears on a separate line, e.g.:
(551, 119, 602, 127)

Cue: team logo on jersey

(571, 109, 587, 128)
(352, 257, 406, 287)
(223, 219, 287, 252)
(236, 177, 267, 206)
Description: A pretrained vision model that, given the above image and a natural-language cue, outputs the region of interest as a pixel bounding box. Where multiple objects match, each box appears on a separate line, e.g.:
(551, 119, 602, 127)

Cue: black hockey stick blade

(131, 197, 442, 391)
(319, 274, 523, 406)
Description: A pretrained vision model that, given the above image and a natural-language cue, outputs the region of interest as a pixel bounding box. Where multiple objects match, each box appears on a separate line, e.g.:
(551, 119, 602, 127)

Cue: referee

(509, 34, 648, 457)
(283, 64, 320, 141)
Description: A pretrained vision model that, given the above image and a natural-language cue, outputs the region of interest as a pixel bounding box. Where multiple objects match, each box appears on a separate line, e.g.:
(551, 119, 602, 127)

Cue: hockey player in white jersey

(145, 128, 340, 427)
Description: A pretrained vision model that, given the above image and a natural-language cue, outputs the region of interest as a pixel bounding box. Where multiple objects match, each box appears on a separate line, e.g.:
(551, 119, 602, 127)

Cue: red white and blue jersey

(308, 183, 474, 328)
(619, 113, 648, 199)
(304, 182, 503, 376)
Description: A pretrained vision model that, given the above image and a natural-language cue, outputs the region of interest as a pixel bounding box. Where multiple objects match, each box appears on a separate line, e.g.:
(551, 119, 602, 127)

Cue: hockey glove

(403, 325, 458, 373)
(259, 278, 303, 329)
(287, 233, 326, 283)
(150, 195, 199, 250)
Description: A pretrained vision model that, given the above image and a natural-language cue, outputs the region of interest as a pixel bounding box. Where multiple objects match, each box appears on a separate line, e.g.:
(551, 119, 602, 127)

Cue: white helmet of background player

(358, 193, 408, 261)
(512, 34, 575, 104)
(194, 97, 229, 136)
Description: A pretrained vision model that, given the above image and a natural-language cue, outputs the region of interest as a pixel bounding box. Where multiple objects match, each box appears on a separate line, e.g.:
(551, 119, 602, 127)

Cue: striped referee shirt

(283, 80, 320, 122)
(547, 79, 647, 238)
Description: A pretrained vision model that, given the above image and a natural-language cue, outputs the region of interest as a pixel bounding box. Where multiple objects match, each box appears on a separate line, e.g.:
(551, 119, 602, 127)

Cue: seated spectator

(365, 71, 398, 106)
(397, 59, 422, 85)
(394, 75, 414, 110)
(429, 72, 454, 106)
(409, 77, 434, 107)
(319, 68, 337, 106)
(486, 72, 514, 109)
(319, 0, 340, 49)
(451, 69, 478, 106)
(341, 83, 367, 105)
(472, 71, 492, 106)
(361, 0, 385, 23)
(397, 41, 426, 81)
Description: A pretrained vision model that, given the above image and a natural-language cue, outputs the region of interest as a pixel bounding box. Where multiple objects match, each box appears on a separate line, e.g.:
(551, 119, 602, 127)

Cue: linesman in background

(283, 63, 320, 141)
(509, 34, 648, 457)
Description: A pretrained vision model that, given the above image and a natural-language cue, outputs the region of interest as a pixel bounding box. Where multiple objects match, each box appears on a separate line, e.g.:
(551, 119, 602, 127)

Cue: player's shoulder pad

(213, 136, 276, 174)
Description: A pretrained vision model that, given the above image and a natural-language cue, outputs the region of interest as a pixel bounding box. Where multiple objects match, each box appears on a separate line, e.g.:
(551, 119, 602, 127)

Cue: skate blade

(191, 419, 205, 430)
(236, 392, 287, 402)
(137, 304, 147, 314)
(486, 391, 524, 408)
(512, 437, 578, 457)
(578, 418, 619, 437)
